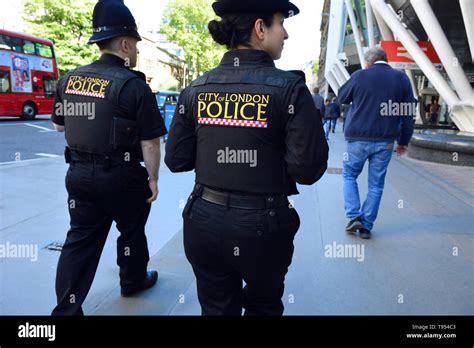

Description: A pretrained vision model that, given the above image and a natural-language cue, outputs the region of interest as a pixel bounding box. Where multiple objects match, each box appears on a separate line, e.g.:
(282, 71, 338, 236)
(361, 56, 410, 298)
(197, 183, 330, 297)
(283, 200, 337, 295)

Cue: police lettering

(197, 93, 270, 122)
(65, 75, 111, 98)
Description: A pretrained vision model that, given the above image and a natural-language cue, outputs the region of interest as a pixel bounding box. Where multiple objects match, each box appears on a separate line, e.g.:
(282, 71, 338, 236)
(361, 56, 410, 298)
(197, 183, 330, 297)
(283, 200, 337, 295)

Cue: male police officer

(51, 0, 167, 315)
(165, 0, 328, 315)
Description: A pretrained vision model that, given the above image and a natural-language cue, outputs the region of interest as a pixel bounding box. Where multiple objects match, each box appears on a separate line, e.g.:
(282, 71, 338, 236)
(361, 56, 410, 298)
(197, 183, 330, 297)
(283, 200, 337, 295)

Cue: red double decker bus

(0, 29, 59, 119)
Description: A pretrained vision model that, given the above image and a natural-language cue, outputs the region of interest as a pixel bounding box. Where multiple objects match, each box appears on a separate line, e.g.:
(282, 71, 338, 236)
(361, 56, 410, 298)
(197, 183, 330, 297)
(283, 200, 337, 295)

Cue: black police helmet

(212, 0, 300, 18)
(88, 0, 141, 44)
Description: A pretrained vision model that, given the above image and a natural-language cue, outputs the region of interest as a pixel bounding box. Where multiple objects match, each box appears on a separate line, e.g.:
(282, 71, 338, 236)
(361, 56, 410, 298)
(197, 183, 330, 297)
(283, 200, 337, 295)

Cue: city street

(1, 120, 472, 315)
(0, 0, 473, 345)
(0, 115, 65, 164)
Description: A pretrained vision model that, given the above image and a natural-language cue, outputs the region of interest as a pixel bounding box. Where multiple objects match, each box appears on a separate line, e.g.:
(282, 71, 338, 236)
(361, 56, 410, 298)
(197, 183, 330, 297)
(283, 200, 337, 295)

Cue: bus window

(23, 40, 35, 55)
(0, 71, 11, 93)
(36, 42, 53, 58)
(0, 35, 11, 50)
(43, 76, 56, 97)
(9, 37, 23, 52)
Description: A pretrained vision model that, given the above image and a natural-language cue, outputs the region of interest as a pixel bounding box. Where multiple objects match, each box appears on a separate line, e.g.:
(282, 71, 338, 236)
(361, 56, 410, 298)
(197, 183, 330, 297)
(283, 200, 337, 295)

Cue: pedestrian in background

(329, 97, 340, 133)
(323, 98, 331, 140)
(429, 98, 440, 124)
(312, 87, 325, 120)
(338, 47, 415, 239)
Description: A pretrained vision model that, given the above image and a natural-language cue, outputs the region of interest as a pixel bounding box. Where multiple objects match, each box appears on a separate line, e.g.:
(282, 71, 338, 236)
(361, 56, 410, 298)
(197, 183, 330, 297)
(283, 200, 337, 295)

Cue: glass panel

(156, 94, 167, 107)
(36, 42, 53, 58)
(23, 40, 35, 54)
(9, 37, 24, 52)
(0, 35, 12, 50)
(43, 76, 57, 97)
(0, 71, 11, 93)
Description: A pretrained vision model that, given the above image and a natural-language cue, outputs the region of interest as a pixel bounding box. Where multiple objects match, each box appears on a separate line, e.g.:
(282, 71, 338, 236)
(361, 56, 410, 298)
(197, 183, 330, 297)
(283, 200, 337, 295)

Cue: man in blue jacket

(338, 47, 416, 239)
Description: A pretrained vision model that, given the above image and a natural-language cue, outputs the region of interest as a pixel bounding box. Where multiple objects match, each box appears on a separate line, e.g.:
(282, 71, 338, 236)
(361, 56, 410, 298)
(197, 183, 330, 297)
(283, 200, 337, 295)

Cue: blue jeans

(342, 141, 394, 231)
(323, 118, 337, 139)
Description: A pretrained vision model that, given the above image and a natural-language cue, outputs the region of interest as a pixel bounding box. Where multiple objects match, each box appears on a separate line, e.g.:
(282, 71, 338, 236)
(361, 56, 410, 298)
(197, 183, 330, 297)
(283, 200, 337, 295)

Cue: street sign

(380, 40, 442, 70)
(163, 102, 176, 142)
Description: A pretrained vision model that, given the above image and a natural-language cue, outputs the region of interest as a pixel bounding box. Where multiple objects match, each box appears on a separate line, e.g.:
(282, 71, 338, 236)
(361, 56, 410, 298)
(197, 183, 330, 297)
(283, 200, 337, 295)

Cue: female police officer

(165, 0, 328, 315)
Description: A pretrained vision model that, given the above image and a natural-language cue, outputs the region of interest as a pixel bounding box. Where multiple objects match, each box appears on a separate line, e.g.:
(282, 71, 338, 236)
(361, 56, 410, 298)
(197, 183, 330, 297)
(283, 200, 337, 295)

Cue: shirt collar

(220, 49, 275, 68)
(374, 60, 389, 65)
(98, 53, 128, 68)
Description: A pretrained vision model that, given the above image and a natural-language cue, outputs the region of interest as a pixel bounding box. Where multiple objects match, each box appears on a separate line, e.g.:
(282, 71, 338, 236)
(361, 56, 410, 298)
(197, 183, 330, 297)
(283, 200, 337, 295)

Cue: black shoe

(121, 270, 158, 297)
(332, 129, 335, 133)
(345, 217, 363, 234)
(359, 228, 371, 239)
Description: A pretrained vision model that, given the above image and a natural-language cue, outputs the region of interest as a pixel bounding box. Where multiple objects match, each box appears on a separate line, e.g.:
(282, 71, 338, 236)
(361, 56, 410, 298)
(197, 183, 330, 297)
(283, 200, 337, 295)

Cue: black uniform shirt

(52, 53, 167, 141)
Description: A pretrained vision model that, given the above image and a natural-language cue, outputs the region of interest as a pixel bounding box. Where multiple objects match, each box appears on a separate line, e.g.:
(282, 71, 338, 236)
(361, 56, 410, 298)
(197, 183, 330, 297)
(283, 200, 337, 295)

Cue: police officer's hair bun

(208, 14, 274, 49)
(208, 19, 233, 47)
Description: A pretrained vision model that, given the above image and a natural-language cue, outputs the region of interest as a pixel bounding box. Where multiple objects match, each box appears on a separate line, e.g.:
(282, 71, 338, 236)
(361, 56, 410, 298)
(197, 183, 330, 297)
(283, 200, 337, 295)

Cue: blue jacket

(338, 63, 416, 145)
(329, 102, 340, 119)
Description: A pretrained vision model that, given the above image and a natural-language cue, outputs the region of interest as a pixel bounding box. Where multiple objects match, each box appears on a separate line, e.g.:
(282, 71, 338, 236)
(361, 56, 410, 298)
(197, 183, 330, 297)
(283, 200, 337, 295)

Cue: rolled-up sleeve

(165, 87, 197, 172)
(285, 82, 329, 185)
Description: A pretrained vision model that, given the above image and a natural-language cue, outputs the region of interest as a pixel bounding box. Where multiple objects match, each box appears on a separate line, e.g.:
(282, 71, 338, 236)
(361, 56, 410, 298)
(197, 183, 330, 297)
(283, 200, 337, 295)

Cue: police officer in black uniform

(165, 0, 328, 315)
(51, 0, 167, 315)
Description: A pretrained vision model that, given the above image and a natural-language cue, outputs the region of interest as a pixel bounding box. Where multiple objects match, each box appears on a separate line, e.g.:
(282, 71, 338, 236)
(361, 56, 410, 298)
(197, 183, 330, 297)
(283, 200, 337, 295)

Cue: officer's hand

(146, 180, 159, 203)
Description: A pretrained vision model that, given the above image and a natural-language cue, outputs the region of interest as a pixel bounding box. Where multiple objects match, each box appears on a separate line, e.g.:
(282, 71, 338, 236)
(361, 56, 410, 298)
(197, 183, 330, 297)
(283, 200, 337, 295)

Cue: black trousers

(183, 194, 300, 316)
(52, 158, 151, 315)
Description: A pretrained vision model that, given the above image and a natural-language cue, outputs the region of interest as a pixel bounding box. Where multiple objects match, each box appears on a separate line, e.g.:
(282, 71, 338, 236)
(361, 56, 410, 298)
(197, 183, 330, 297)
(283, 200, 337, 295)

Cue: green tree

(161, 0, 226, 82)
(23, 0, 99, 76)
(312, 60, 319, 76)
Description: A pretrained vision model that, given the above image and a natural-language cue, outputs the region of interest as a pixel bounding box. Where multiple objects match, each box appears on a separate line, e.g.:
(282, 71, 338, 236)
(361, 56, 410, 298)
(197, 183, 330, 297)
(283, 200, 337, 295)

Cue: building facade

(319, 0, 473, 133)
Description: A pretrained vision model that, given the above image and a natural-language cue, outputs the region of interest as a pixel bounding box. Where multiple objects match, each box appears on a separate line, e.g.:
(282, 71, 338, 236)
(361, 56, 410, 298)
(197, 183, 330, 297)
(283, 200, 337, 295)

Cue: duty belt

(192, 184, 288, 210)
(67, 147, 139, 165)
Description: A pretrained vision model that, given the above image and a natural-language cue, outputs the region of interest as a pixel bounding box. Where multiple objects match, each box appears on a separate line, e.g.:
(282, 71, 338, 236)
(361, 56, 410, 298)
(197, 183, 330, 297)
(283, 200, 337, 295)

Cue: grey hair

(364, 47, 388, 66)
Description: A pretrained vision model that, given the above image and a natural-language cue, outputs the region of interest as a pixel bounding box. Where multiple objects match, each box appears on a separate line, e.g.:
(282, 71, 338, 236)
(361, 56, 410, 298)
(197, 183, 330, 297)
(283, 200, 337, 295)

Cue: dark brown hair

(208, 13, 275, 49)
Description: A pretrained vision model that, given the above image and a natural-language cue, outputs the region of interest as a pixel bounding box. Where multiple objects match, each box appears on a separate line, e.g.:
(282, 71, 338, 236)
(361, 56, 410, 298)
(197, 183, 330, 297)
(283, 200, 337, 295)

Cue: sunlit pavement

(0, 120, 472, 315)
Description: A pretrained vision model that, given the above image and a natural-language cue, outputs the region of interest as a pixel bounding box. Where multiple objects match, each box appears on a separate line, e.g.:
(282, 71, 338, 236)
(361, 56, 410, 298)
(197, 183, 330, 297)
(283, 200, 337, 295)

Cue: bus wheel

(21, 102, 37, 120)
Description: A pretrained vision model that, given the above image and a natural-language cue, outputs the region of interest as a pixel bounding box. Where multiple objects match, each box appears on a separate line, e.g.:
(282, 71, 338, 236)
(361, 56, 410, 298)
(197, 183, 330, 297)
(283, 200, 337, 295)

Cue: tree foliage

(161, 0, 226, 79)
(23, 0, 99, 75)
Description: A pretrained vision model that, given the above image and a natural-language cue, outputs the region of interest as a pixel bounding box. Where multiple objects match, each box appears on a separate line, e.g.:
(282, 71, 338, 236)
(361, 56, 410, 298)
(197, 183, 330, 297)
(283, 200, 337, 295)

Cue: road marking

(0, 158, 53, 166)
(35, 153, 60, 158)
(24, 123, 54, 132)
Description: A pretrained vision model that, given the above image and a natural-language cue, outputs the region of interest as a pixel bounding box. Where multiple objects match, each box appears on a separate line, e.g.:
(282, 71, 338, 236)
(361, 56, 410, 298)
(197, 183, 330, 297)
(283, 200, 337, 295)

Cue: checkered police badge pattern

(198, 118, 268, 128)
(64, 75, 111, 99)
(65, 89, 106, 98)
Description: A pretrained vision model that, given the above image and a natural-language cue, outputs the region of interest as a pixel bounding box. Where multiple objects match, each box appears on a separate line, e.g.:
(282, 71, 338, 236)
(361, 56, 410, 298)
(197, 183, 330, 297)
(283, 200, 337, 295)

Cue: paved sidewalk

(94, 128, 473, 315)
(1, 125, 473, 315)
